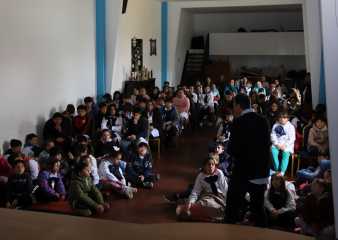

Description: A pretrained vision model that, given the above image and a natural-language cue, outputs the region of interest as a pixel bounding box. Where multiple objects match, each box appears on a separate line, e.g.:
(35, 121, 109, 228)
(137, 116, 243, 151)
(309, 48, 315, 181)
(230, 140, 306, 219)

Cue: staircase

(181, 49, 206, 86)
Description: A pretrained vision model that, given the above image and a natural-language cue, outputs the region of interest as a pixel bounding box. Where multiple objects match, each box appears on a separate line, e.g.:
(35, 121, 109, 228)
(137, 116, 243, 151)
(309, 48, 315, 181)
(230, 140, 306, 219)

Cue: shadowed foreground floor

(0, 128, 314, 240)
(0, 208, 313, 240)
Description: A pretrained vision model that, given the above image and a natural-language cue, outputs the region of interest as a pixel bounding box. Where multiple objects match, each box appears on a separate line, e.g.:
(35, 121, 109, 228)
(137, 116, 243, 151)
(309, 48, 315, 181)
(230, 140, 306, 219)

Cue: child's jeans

(297, 160, 331, 182)
(271, 146, 291, 174)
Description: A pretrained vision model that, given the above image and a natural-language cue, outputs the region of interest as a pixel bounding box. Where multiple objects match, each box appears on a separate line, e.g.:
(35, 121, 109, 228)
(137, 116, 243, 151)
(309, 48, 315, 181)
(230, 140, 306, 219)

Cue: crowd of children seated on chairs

(0, 77, 334, 237)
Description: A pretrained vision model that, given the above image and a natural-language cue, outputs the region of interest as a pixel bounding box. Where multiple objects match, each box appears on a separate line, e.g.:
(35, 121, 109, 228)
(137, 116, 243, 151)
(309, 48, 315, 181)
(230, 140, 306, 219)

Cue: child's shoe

(143, 182, 154, 189)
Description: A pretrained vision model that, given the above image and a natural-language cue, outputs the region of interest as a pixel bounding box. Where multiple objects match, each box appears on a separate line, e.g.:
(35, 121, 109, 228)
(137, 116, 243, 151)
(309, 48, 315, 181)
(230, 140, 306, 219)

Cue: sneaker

(143, 181, 154, 189)
(122, 188, 134, 199)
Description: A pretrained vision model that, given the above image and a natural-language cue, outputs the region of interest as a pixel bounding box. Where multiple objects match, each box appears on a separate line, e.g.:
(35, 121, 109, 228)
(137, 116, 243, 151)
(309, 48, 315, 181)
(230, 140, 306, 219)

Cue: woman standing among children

(271, 111, 296, 176)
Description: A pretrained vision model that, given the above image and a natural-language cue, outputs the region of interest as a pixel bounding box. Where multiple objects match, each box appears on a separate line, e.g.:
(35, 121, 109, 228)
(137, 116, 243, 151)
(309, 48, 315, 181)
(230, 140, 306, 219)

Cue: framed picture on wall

(150, 39, 157, 56)
(131, 37, 143, 72)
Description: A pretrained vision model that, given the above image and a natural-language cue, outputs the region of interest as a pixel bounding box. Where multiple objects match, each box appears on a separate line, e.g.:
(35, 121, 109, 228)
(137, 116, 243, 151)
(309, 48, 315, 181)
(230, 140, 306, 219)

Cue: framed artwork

(150, 39, 157, 56)
(131, 37, 143, 72)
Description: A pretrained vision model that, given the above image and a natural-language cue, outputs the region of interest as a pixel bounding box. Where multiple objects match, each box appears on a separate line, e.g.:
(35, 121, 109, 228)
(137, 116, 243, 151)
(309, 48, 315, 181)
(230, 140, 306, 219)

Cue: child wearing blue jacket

(127, 142, 157, 189)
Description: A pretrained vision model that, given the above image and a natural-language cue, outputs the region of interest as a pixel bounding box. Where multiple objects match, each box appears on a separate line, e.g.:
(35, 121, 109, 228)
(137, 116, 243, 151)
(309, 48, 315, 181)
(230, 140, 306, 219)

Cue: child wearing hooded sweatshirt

(271, 111, 296, 176)
(69, 156, 110, 217)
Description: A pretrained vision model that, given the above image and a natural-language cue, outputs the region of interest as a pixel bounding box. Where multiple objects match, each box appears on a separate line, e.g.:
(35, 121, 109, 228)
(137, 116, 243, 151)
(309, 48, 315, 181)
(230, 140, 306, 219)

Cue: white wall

(168, 0, 305, 86)
(222, 55, 306, 73)
(0, 0, 96, 151)
(193, 11, 303, 36)
(321, 0, 338, 234)
(303, 0, 322, 107)
(174, 10, 194, 86)
(210, 32, 305, 55)
(110, 0, 161, 93)
(106, 0, 121, 93)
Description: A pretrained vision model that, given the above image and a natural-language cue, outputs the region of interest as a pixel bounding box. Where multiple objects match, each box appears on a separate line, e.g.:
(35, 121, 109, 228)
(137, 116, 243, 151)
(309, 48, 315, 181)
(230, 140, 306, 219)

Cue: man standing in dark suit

(224, 94, 271, 227)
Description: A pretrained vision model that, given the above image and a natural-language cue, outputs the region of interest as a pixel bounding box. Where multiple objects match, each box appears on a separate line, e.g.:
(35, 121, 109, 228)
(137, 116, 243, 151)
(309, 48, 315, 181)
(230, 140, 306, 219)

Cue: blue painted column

(96, 0, 106, 98)
(319, 49, 326, 104)
(161, 2, 168, 88)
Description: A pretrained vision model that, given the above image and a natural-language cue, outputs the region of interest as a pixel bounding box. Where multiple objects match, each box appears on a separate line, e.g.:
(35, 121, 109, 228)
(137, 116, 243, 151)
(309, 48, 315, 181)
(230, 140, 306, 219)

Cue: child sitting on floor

(307, 115, 329, 155)
(6, 160, 33, 209)
(271, 111, 296, 176)
(22, 133, 40, 158)
(27, 146, 42, 183)
(295, 178, 334, 236)
(5, 139, 24, 166)
(0, 156, 12, 206)
(176, 157, 227, 222)
(216, 110, 233, 145)
(210, 143, 232, 179)
(98, 150, 137, 199)
(69, 156, 110, 217)
(73, 104, 90, 136)
(161, 98, 179, 146)
(95, 129, 118, 159)
(264, 174, 296, 230)
(37, 159, 66, 202)
(127, 142, 157, 189)
(121, 109, 148, 155)
(74, 144, 100, 186)
(297, 151, 330, 183)
(0, 156, 12, 184)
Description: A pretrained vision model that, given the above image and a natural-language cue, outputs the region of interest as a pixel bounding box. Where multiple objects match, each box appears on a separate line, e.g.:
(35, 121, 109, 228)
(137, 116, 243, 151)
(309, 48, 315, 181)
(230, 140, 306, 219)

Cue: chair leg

(297, 154, 301, 172)
(291, 154, 295, 179)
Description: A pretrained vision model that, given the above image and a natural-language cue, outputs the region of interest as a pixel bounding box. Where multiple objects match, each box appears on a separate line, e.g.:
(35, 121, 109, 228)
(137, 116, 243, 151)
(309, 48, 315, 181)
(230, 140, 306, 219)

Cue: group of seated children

(165, 77, 333, 237)
(0, 77, 335, 237)
(1, 86, 179, 214)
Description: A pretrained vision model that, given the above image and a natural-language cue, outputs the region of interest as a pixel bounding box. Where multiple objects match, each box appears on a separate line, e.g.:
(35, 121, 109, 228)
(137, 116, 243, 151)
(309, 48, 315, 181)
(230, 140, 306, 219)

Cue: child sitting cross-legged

(37, 159, 66, 202)
(295, 178, 334, 236)
(126, 142, 158, 189)
(69, 156, 110, 217)
(271, 111, 296, 176)
(264, 174, 296, 231)
(176, 157, 228, 222)
(6, 160, 33, 209)
(98, 150, 137, 199)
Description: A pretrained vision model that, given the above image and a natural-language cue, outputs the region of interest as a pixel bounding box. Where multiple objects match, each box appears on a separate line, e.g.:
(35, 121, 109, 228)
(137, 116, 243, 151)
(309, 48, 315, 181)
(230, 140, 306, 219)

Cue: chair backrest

(302, 123, 312, 149)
